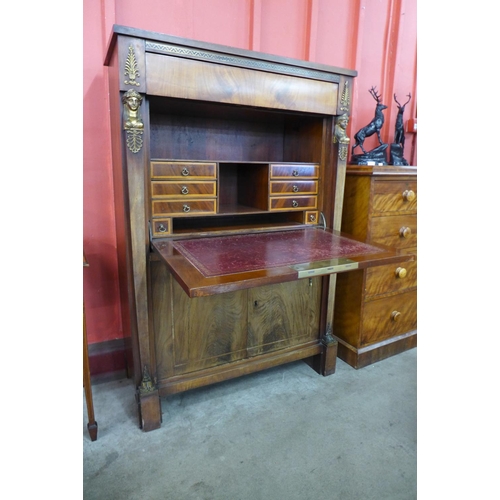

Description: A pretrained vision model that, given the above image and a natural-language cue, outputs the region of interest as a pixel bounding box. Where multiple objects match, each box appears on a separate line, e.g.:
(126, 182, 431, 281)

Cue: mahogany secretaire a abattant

(104, 25, 412, 431)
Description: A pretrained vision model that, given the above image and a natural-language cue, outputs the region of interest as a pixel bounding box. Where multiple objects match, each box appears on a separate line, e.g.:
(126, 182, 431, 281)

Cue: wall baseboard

(87, 338, 133, 379)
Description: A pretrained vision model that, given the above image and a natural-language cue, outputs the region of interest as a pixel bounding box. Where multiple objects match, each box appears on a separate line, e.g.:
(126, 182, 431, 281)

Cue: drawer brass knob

(292, 185, 299, 192)
(402, 189, 415, 202)
(309, 214, 316, 222)
(391, 311, 401, 322)
(399, 226, 411, 238)
(181, 168, 190, 176)
(395, 267, 407, 278)
(292, 200, 299, 207)
(181, 186, 189, 195)
(182, 204, 191, 213)
(292, 170, 299, 177)
(157, 223, 167, 233)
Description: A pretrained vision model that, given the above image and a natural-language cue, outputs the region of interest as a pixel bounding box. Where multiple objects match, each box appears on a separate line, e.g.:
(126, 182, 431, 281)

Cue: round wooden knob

(391, 311, 401, 322)
(395, 267, 407, 278)
(402, 189, 415, 202)
(399, 226, 411, 238)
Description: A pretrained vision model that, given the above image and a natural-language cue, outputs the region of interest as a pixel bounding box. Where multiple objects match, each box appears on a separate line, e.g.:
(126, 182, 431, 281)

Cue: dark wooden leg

(304, 329, 338, 376)
(320, 331, 338, 376)
(137, 365, 162, 432)
(137, 391, 162, 432)
(87, 421, 98, 441)
(83, 302, 98, 441)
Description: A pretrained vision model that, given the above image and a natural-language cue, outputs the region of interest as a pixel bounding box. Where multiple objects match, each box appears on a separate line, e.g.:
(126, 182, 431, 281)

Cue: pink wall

(83, 0, 417, 347)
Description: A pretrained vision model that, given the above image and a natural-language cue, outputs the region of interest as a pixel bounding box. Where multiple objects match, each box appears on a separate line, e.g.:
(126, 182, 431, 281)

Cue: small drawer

(151, 161, 217, 179)
(269, 196, 317, 211)
(365, 259, 417, 298)
(151, 219, 172, 236)
(152, 199, 216, 217)
(270, 180, 318, 196)
(151, 181, 216, 198)
(370, 214, 417, 250)
(372, 179, 417, 214)
(270, 164, 319, 179)
(361, 290, 417, 346)
(304, 211, 319, 224)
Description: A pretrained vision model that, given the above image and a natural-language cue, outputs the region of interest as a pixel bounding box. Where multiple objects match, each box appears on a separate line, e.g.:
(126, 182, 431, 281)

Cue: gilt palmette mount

(124, 45, 140, 86)
(339, 80, 350, 113)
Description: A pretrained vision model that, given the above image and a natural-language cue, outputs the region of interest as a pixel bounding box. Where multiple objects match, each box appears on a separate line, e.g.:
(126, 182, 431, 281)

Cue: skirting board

(87, 337, 132, 378)
(335, 330, 417, 369)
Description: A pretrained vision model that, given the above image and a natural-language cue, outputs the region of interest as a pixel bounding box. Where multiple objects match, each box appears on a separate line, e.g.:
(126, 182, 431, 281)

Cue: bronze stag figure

(393, 93, 412, 150)
(351, 87, 387, 155)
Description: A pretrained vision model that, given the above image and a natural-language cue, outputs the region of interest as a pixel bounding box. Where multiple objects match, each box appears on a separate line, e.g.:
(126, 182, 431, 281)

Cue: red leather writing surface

(172, 229, 384, 277)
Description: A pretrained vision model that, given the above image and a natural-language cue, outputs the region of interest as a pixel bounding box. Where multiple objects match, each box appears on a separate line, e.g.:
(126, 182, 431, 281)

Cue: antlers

(394, 93, 411, 108)
(369, 86, 383, 103)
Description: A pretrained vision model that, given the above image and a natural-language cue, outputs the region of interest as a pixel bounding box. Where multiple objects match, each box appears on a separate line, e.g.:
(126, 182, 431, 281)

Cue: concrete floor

(83, 348, 417, 500)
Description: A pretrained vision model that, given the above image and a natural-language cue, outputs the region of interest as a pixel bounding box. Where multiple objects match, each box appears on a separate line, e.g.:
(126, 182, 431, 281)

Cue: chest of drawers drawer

(361, 290, 417, 346)
(372, 180, 417, 214)
(152, 199, 217, 217)
(364, 259, 417, 298)
(370, 214, 417, 250)
(151, 181, 217, 198)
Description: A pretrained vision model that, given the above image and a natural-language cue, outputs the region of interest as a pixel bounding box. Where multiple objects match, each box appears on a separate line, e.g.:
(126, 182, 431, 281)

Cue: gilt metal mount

(139, 365, 156, 395)
(124, 45, 140, 87)
(334, 113, 350, 161)
(122, 89, 144, 153)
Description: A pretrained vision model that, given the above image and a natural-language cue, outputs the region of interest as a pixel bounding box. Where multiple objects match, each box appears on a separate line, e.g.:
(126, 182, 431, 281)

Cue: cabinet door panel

(247, 278, 321, 356)
(172, 280, 248, 375)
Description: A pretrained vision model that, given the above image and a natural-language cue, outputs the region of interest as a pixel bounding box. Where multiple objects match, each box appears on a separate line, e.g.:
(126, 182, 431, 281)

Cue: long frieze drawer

(270, 164, 319, 179)
(152, 199, 216, 217)
(360, 290, 417, 346)
(151, 161, 217, 179)
(364, 259, 417, 299)
(369, 214, 417, 249)
(372, 180, 417, 214)
(151, 181, 217, 198)
(270, 180, 318, 196)
(269, 196, 317, 211)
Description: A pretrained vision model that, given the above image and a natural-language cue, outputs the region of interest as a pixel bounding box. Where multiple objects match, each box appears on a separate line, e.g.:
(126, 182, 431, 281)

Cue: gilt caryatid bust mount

(122, 89, 144, 153)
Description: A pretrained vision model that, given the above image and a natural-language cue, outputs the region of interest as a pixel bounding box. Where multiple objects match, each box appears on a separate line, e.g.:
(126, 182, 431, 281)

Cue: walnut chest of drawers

(333, 165, 417, 368)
